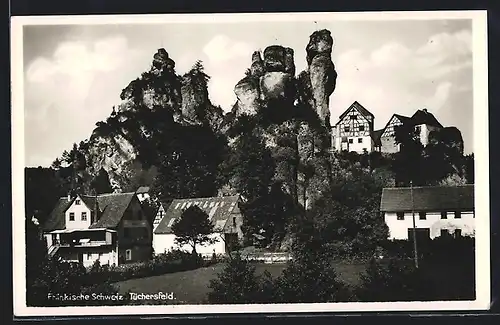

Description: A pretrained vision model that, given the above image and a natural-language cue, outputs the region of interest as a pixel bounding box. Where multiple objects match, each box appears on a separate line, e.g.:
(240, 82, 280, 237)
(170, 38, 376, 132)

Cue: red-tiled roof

(380, 185, 474, 212)
(42, 192, 136, 231)
(153, 195, 241, 235)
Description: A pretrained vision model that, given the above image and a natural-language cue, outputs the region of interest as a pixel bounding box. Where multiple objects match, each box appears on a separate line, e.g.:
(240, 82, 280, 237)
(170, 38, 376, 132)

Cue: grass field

(113, 261, 367, 304)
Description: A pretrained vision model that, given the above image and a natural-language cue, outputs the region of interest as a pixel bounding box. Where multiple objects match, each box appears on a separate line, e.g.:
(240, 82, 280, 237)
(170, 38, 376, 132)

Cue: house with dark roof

(331, 101, 445, 154)
(135, 186, 151, 203)
(42, 192, 152, 267)
(377, 109, 443, 153)
(331, 101, 378, 153)
(380, 185, 474, 241)
(152, 195, 243, 257)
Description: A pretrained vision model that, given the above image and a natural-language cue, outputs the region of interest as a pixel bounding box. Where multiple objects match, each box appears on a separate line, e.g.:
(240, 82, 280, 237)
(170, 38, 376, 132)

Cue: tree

(273, 219, 350, 303)
(207, 253, 265, 304)
(171, 205, 216, 255)
(311, 164, 390, 258)
(90, 168, 113, 194)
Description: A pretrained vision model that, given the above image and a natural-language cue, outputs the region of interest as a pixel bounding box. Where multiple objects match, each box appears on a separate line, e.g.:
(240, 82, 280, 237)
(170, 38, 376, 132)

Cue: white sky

(23, 18, 473, 167)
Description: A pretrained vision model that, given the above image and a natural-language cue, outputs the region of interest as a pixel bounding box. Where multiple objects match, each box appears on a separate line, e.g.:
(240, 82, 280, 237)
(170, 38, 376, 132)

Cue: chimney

(423, 108, 428, 113)
(67, 193, 71, 202)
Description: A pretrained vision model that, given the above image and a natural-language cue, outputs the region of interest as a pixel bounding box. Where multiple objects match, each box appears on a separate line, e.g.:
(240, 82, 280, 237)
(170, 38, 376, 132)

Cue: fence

(241, 252, 293, 264)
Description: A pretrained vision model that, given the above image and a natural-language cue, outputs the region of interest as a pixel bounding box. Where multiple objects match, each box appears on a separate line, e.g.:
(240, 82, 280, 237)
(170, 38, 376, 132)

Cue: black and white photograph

(11, 11, 490, 316)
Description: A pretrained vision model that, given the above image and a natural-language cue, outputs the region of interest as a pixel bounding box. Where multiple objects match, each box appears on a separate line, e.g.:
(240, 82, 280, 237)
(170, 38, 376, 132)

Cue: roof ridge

(170, 195, 240, 201)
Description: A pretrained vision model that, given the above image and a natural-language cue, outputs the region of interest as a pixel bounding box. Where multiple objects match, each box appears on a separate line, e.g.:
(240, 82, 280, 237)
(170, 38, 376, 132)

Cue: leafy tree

(273, 219, 350, 303)
(90, 168, 113, 194)
(207, 253, 266, 304)
(311, 164, 390, 258)
(171, 205, 216, 255)
(356, 257, 436, 302)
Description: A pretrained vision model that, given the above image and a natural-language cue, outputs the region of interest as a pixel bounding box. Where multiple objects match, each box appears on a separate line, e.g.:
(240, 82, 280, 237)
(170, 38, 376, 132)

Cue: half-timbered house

(331, 101, 378, 153)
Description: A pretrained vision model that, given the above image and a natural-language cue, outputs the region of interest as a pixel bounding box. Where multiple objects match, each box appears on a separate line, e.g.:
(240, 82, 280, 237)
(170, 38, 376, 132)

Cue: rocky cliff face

(76, 49, 223, 192)
(234, 45, 297, 116)
(234, 29, 337, 128)
(305, 29, 337, 125)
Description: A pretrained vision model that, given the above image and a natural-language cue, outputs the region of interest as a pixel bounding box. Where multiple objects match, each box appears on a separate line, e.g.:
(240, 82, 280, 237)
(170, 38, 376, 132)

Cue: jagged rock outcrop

(305, 29, 337, 124)
(85, 134, 137, 192)
(234, 45, 297, 116)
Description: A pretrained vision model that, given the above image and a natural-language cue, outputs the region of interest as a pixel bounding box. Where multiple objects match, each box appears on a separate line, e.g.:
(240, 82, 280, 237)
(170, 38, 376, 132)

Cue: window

(125, 249, 132, 261)
(454, 229, 462, 238)
(441, 212, 448, 219)
(81, 212, 87, 221)
(341, 136, 348, 143)
(86, 253, 92, 260)
(441, 229, 449, 237)
(359, 125, 365, 131)
(69, 212, 75, 221)
(348, 138, 353, 144)
(396, 212, 404, 220)
(75, 199, 81, 205)
(454, 211, 462, 219)
(350, 115, 357, 120)
(415, 126, 421, 133)
(358, 138, 363, 143)
(344, 127, 350, 132)
(419, 212, 426, 220)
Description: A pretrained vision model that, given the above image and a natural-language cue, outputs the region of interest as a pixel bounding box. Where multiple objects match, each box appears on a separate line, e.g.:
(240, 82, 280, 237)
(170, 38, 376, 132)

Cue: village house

(377, 108, 443, 153)
(380, 184, 475, 241)
(152, 195, 244, 258)
(331, 101, 444, 154)
(135, 186, 150, 203)
(42, 192, 152, 267)
(331, 101, 378, 153)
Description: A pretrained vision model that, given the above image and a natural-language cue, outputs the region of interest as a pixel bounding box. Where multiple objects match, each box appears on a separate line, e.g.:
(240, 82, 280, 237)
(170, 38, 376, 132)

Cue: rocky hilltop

(234, 29, 337, 128)
(52, 30, 338, 197)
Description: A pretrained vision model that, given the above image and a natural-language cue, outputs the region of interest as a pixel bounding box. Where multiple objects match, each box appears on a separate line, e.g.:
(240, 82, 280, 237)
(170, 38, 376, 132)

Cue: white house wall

(57, 247, 119, 268)
(65, 196, 92, 230)
(384, 211, 475, 240)
(153, 233, 226, 257)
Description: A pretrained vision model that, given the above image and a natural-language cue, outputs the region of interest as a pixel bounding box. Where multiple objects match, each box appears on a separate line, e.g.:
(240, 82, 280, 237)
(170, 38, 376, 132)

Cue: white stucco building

(152, 195, 243, 258)
(380, 185, 475, 241)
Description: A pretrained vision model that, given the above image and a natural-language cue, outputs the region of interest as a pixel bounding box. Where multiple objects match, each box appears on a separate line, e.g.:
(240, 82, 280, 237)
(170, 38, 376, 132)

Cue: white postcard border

(11, 10, 490, 317)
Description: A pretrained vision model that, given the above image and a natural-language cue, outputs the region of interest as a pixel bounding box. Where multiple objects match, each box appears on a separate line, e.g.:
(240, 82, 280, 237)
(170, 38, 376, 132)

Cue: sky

(22, 17, 474, 167)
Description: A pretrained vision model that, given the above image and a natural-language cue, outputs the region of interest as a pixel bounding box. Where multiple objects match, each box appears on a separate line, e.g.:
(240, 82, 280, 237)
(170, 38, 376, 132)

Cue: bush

(87, 249, 206, 284)
(207, 253, 265, 304)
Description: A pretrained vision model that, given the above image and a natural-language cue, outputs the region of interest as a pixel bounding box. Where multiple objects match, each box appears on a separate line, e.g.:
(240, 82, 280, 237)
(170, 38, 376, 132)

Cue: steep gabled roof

(42, 192, 136, 231)
(410, 109, 443, 128)
(136, 186, 150, 194)
(380, 185, 474, 212)
(372, 129, 384, 146)
(337, 101, 374, 124)
(153, 195, 241, 235)
(43, 198, 71, 231)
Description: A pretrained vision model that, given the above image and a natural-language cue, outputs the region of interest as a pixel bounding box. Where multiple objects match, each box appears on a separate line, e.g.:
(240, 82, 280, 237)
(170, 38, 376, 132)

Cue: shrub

(207, 253, 266, 304)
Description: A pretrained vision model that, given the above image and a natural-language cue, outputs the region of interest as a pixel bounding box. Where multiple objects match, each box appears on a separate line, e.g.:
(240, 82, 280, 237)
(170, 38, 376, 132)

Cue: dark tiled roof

(43, 198, 71, 231)
(394, 114, 411, 123)
(380, 185, 474, 212)
(372, 129, 384, 146)
(42, 192, 136, 231)
(338, 101, 374, 122)
(410, 109, 443, 128)
(136, 186, 150, 194)
(154, 195, 241, 234)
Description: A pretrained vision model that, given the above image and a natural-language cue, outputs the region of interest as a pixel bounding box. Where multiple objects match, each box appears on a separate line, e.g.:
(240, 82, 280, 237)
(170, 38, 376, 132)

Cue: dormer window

(75, 199, 81, 205)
